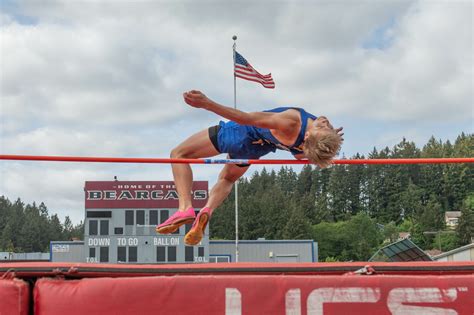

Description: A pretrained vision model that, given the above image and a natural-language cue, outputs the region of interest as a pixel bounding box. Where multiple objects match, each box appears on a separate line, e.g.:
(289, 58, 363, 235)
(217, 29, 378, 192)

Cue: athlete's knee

(219, 170, 244, 184)
(170, 145, 190, 159)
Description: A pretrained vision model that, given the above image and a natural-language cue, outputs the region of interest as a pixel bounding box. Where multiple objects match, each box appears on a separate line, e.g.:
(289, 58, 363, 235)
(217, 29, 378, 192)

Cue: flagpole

(232, 35, 239, 263)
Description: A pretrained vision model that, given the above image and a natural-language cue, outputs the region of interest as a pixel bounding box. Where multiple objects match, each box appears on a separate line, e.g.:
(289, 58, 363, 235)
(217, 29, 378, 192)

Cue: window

(160, 210, 169, 224)
(87, 211, 112, 218)
(89, 247, 96, 258)
(185, 246, 194, 262)
(168, 246, 177, 262)
(136, 210, 145, 226)
(100, 247, 109, 263)
(209, 256, 230, 263)
(114, 227, 124, 235)
(89, 220, 98, 235)
(117, 247, 126, 262)
(125, 210, 134, 225)
(100, 220, 109, 235)
(149, 210, 158, 225)
(198, 247, 204, 257)
(156, 247, 165, 262)
(129, 247, 138, 262)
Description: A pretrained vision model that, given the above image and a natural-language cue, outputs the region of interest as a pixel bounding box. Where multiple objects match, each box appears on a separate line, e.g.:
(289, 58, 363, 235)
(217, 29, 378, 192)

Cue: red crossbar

(0, 154, 473, 165)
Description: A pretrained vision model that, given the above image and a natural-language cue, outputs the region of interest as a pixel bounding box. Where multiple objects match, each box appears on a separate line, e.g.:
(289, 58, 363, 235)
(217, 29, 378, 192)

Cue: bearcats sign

(84, 181, 208, 209)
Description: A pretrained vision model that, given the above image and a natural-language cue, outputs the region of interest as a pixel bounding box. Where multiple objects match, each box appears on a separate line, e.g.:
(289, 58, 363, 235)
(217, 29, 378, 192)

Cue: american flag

(234, 51, 275, 89)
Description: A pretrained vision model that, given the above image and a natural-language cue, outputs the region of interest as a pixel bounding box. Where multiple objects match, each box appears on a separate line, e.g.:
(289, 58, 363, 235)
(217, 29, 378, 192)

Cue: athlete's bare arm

(183, 90, 298, 132)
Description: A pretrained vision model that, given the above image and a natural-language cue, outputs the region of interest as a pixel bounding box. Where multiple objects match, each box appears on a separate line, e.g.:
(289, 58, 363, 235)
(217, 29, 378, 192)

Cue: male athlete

(156, 90, 343, 245)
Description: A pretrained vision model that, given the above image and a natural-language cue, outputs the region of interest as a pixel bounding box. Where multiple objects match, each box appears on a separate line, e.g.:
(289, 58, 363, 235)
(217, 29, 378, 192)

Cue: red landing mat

(1, 261, 474, 277)
(34, 274, 473, 315)
(0, 262, 473, 314)
(0, 278, 29, 315)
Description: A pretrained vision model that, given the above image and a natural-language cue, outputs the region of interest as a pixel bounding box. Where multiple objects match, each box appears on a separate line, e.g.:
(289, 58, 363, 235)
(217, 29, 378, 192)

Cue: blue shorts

(208, 121, 276, 163)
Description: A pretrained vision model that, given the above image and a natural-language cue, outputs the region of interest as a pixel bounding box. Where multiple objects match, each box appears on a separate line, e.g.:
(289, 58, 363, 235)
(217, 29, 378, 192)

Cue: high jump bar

(0, 155, 473, 165)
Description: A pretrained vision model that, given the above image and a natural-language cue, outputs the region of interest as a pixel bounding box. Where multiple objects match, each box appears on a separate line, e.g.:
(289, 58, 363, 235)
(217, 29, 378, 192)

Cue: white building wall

(433, 245, 474, 262)
(452, 249, 473, 261)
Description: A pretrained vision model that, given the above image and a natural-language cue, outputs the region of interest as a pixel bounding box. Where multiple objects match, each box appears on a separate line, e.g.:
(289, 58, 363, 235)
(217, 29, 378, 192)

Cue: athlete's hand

(336, 127, 344, 141)
(183, 90, 210, 109)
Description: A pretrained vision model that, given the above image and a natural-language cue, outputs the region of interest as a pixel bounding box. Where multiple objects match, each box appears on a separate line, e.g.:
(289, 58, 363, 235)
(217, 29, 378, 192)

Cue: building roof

(369, 238, 432, 262)
(433, 242, 474, 260)
(425, 249, 443, 257)
(398, 232, 411, 240)
(445, 211, 462, 218)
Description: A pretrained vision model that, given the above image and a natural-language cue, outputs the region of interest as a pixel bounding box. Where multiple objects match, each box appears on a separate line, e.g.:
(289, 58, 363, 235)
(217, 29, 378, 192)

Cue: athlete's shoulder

(298, 107, 317, 120)
(264, 106, 297, 113)
(275, 107, 317, 120)
(264, 107, 301, 119)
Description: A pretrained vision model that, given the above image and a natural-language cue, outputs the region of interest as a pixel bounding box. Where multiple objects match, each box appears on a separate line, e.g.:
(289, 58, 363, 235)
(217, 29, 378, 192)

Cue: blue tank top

(216, 107, 317, 159)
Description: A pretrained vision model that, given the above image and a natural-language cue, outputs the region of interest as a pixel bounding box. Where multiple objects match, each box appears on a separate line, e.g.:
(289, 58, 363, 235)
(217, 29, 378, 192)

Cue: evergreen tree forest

(211, 133, 473, 261)
(0, 197, 84, 253)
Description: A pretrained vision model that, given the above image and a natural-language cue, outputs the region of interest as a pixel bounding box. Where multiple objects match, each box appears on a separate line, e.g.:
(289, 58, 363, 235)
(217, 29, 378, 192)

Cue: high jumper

(156, 90, 343, 245)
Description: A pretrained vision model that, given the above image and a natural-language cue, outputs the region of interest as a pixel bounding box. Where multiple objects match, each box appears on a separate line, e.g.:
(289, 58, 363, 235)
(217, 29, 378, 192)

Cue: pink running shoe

(184, 207, 211, 245)
(156, 207, 196, 234)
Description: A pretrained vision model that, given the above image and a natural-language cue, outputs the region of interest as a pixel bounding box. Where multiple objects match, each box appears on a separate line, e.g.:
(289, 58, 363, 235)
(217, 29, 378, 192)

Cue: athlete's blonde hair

(303, 129, 342, 168)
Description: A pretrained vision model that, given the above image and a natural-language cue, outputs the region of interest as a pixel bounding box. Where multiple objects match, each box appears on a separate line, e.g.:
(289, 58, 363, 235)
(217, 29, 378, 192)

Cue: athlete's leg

(157, 128, 220, 234)
(170, 128, 220, 211)
(184, 163, 249, 245)
(205, 163, 249, 213)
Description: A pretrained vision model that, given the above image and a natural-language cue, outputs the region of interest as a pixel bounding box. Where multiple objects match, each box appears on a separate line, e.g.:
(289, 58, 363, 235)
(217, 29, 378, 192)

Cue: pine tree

(277, 166, 297, 196)
(48, 214, 64, 244)
(327, 164, 350, 221)
(296, 165, 313, 196)
(312, 167, 332, 223)
(7, 199, 26, 251)
(414, 195, 445, 248)
(38, 202, 51, 251)
(19, 203, 43, 252)
(444, 133, 474, 211)
(397, 180, 424, 222)
(345, 154, 365, 216)
(282, 207, 312, 239)
(0, 196, 12, 234)
(382, 139, 421, 223)
(70, 221, 85, 240)
(1, 223, 15, 251)
(420, 136, 449, 209)
(457, 194, 474, 245)
(63, 216, 74, 240)
(365, 147, 391, 221)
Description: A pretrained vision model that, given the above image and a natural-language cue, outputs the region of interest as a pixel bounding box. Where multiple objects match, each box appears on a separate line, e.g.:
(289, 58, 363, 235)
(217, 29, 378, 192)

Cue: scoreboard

(84, 181, 209, 264)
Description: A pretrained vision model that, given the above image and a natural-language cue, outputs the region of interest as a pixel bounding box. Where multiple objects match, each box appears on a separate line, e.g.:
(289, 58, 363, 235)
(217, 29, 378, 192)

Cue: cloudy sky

(1, 0, 472, 224)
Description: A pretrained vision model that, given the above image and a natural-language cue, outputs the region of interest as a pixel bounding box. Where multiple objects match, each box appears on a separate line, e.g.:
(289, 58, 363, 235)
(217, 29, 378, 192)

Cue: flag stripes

(234, 51, 275, 89)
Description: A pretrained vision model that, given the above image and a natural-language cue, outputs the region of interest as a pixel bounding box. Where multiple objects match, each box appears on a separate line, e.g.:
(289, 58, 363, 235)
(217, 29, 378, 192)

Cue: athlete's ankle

(200, 206, 213, 215)
(178, 205, 194, 212)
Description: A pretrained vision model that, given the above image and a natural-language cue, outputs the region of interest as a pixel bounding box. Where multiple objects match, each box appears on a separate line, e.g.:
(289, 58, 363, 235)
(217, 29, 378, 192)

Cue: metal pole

(232, 35, 239, 263)
(438, 231, 442, 251)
